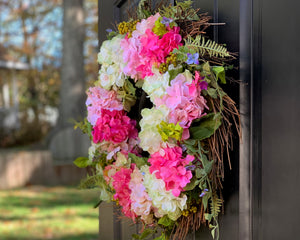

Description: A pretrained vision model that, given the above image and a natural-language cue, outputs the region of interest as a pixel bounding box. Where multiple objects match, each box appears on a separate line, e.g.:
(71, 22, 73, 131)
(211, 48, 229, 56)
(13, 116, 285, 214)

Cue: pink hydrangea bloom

(92, 109, 138, 144)
(112, 166, 137, 220)
(86, 87, 123, 125)
(129, 167, 154, 224)
(133, 12, 160, 37)
(156, 74, 208, 139)
(148, 146, 194, 197)
(121, 36, 143, 80)
(121, 17, 182, 80)
(99, 138, 140, 160)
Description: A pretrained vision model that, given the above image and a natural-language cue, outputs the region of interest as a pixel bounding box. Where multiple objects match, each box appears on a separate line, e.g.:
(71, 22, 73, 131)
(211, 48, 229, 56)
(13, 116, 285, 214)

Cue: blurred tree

(57, 0, 85, 127)
(0, 0, 62, 146)
(0, 0, 99, 147)
(0, 0, 61, 142)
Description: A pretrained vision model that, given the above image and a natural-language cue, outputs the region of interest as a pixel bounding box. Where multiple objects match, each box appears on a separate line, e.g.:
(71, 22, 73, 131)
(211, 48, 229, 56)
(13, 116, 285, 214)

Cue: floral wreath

(75, 1, 240, 240)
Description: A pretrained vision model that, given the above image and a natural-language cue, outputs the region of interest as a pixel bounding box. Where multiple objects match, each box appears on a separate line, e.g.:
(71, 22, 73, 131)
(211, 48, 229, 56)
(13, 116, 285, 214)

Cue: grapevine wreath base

(75, 1, 240, 239)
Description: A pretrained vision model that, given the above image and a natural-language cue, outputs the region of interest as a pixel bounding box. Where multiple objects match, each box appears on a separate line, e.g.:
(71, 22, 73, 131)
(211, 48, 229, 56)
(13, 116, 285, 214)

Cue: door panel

(261, 0, 300, 239)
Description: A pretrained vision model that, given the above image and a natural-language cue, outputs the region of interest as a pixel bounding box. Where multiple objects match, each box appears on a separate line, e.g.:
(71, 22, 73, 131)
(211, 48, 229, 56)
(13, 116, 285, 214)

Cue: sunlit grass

(0, 186, 99, 240)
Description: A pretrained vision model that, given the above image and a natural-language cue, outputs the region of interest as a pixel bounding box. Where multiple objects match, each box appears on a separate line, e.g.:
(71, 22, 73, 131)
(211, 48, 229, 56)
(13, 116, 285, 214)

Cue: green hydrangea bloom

(152, 17, 167, 36)
(157, 121, 183, 142)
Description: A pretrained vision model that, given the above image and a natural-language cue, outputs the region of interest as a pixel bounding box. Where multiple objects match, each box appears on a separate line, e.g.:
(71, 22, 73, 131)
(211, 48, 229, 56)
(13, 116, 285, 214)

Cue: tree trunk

(49, 0, 89, 163)
(58, 0, 85, 127)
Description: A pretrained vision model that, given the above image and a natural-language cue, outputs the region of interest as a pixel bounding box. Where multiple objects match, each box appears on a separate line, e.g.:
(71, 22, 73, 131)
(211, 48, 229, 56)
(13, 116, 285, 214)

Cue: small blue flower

(106, 28, 113, 33)
(185, 165, 196, 171)
(141, 172, 145, 176)
(199, 189, 209, 197)
(186, 52, 199, 65)
(161, 17, 173, 27)
(180, 144, 187, 152)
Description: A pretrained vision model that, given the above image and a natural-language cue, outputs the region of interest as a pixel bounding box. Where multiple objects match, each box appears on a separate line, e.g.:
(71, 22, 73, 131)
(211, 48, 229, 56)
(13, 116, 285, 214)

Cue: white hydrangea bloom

(115, 152, 130, 167)
(97, 35, 124, 65)
(97, 35, 125, 88)
(139, 105, 169, 154)
(97, 64, 125, 90)
(141, 166, 187, 221)
(143, 67, 170, 104)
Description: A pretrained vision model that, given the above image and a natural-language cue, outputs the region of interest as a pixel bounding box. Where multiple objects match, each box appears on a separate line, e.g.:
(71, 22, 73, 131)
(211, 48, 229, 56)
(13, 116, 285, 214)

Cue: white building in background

(0, 60, 29, 131)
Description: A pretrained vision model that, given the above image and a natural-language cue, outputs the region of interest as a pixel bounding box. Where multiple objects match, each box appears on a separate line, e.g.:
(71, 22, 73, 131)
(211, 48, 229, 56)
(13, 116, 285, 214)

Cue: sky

(0, 0, 63, 69)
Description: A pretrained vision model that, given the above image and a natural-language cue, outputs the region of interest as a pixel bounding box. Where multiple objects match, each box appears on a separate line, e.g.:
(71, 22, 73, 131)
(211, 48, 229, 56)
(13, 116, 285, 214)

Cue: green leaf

(198, 178, 207, 190)
(124, 79, 136, 96)
(93, 199, 102, 208)
(158, 215, 173, 227)
(202, 62, 211, 75)
(123, 94, 137, 112)
(204, 213, 213, 222)
(132, 233, 140, 239)
(158, 0, 197, 21)
(195, 168, 204, 178)
(119, 79, 137, 112)
(200, 154, 214, 175)
(73, 157, 90, 168)
(128, 153, 149, 168)
(168, 65, 183, 81)
(135, 79, 144, 88)
(212, 66, 226, 84)
(184, 177, 200, 191)
(73, 118, 92, 139)
(182, 139, 197, 154)
(140, 228, 156, 239)
(153, 233, 166, 240)
(190, 113, 222, 140)
(205, 87, 218, 99)
(202, 192, 211, 211)
(172, 46, 196, 63)
(183, 139, 196, 146)
(107, 31, 118, 40)
(211, 227, 216, 239)
(204, 160, 213, 174)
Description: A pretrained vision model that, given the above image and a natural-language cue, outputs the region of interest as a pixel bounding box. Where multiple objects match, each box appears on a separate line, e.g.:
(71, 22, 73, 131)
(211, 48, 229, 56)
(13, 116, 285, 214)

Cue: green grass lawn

(0, 186, 100, 240)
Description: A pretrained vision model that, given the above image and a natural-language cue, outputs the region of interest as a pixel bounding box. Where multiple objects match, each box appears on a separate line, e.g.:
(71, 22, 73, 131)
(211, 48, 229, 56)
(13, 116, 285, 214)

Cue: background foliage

(0, 0, 98, 148)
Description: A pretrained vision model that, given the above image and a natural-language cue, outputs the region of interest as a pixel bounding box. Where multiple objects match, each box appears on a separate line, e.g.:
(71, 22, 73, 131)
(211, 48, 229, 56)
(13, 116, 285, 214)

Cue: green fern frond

(185, 35, 231, 58)
(210, 193, 223, 218)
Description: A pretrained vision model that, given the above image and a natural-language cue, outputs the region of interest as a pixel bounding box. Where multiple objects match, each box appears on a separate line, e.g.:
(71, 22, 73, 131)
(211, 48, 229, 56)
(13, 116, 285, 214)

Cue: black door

(98, 0, 300, 239)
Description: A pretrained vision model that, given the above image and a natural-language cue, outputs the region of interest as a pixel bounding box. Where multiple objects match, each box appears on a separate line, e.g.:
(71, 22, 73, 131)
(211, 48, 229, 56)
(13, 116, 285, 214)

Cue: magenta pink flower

(148, 146, 194, 197)
(158, 26, 182, 58)
(189, 71, 208, 97)
(137, 29, 165, 78)
(92, 109, 138, 144)
(112, 166, 137, 220)
(86, 87, 123, 125)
